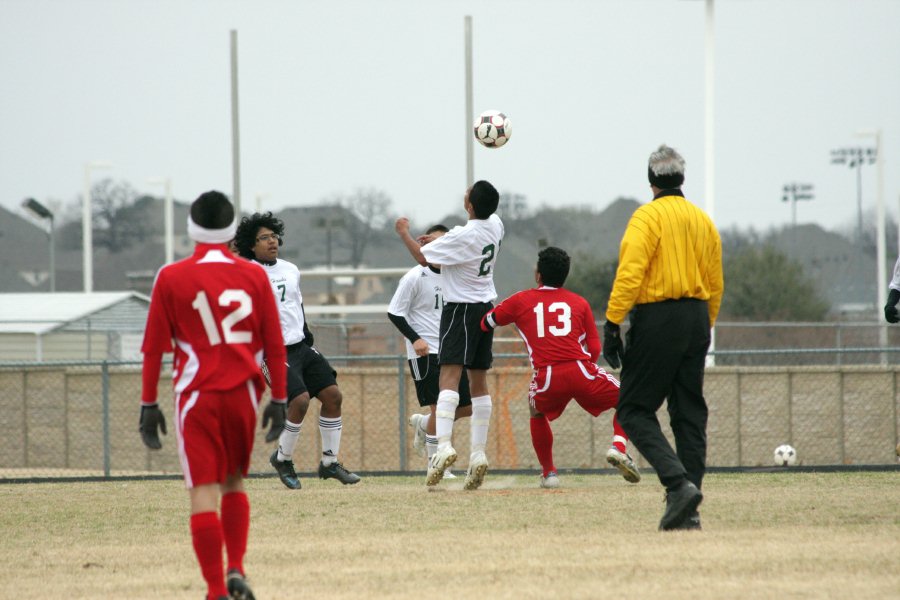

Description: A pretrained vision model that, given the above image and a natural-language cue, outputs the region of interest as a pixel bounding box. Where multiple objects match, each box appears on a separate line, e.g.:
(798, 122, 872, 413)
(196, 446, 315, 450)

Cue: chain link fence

(2, 351, 899, 482)
(5, 318, 900, 366)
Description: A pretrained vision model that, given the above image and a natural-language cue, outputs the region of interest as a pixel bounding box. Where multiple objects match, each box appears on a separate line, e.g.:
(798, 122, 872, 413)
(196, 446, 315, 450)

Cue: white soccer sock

(425, 435, 438, 461)
(319, 416, 342, 466)
(277, 420, 303, 461)
(470, 395, 492, 454)
(435, 390, 460, 451)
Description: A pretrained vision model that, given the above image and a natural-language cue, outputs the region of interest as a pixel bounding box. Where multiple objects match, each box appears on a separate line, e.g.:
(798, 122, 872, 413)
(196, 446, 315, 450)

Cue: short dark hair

(469, 180, 499, 219)
(233, 212, 285, 259)
(425, 224, 449, 235)
(190, 191, 234, 229)
(537, 246, 570, 287)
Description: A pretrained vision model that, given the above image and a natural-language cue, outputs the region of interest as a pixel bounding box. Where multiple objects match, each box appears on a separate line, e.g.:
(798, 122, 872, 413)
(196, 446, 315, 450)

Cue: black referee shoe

(318, 461, 360, 485)
(270, 451, 301, 490)
(670, 510, 702, 531)
(227, 569, 256, 600)
(659, 480, 703, 531)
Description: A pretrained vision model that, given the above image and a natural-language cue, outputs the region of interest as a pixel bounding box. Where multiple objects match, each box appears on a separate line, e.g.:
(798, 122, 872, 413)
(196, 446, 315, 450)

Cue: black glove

(885, 289, 900, 323)
(602, 321, 625, 370)
(139, 404, 167, 450)
(262, 401, 286, 443)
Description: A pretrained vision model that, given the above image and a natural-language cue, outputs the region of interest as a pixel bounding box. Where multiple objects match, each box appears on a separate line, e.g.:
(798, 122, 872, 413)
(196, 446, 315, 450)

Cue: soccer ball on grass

(474, 110, 511, 148)
(773, 444, 798, 467)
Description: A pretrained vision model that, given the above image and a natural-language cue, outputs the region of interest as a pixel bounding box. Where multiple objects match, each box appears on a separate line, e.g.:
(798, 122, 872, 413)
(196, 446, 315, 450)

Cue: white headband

(187, 214, 237, 244)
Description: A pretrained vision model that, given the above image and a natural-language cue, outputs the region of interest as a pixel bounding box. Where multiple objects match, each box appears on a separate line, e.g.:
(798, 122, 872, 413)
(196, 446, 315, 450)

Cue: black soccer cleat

(226, 569, 256, 600)
(318, 461, 360, 485)
(270, 450, 301, 490)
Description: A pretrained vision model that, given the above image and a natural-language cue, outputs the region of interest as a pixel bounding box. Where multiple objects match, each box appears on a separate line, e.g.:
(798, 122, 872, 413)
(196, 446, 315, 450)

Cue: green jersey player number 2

(478, 243, 496, 277)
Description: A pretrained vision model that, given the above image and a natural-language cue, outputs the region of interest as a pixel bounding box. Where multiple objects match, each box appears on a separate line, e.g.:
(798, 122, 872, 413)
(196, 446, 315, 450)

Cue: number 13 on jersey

(533, 301, 572, 337)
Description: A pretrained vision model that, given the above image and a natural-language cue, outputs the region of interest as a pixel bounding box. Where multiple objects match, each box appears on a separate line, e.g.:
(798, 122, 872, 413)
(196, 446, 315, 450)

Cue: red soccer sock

(612, 413, 628, 453)
(190, 511, 227, 599)
(221, 491, 250, 575)
(530, 416, 556, 477)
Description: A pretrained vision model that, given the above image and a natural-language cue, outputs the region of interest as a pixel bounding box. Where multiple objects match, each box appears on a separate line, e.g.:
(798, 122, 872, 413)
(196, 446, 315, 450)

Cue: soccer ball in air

(474, 110, 511, 148)
(773, 444, 797, 467)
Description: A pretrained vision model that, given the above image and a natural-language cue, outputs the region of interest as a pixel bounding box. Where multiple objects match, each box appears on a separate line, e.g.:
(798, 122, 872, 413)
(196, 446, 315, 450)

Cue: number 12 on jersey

(532, 301, 572, 338)
(192, 289, 253, 345)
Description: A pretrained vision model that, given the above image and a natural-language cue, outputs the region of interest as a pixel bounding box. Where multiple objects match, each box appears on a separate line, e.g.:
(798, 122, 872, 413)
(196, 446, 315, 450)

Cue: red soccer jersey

(486, 286, 600, 369)
(141, 244, 287, 402)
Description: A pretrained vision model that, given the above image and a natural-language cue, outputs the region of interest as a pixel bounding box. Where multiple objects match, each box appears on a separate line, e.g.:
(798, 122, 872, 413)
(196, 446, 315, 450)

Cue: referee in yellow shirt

(602, 144, 724, 531)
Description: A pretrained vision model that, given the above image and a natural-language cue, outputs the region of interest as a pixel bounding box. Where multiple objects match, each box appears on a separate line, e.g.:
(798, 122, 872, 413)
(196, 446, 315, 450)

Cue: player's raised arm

(395, 217, 428, 266)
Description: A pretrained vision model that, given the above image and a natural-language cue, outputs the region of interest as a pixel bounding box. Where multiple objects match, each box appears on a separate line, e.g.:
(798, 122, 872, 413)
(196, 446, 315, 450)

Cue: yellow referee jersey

(605, 192, 724, 326)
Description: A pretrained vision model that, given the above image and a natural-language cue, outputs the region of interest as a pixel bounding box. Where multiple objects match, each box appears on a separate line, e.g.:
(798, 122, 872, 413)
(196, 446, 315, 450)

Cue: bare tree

(332, 188, 394, 268)
(57, 179, 153, 252)
(90, 179, 152, 252)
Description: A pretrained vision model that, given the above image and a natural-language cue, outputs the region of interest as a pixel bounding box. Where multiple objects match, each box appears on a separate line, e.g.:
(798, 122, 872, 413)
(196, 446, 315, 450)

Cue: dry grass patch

(3, 472, 898, 599)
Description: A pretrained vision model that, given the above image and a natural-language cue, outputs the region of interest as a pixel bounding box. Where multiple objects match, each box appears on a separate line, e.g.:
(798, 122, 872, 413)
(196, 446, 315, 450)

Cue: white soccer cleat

(426, 445, 457, 486)
(540, 471, 560, 489)
(463, 450, 489, 491)
(606, 447, 641, 483)
(444, 468, 457, 479)
(408, 413, 428, 457)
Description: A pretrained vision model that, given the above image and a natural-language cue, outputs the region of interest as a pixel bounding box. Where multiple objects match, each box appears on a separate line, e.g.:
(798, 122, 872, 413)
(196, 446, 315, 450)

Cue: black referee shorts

(408, 353, 473, 407)
(284, 342, 337, 401)
(438, 301, 494, 370)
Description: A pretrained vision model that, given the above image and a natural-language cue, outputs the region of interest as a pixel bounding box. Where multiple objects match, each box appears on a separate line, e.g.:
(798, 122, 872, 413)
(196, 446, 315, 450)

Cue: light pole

(830, 146, 876, 244)
(854, 130, 886, 358)
(255, 192, 269, 215)
(681, 0, 717, 365)
(781, 183, 814, 259)
(230, 30, 242, 215)
(22, 198, 55, 292)
(781, 183, 815, 230)
(83, 160, 113, 292)
(464, 15, 474, 189)
(147, 177, 174, 264)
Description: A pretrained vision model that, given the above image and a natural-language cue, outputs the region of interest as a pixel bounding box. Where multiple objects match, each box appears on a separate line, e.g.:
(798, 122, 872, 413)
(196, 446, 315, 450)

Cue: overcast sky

(1, 0, 898, 237)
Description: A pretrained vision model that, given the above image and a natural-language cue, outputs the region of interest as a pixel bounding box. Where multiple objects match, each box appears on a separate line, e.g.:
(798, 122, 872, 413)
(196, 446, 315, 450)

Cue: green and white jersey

(258, 258, 306, 345)
(420, 214, 504, 303)
(388, 265, 443, 360)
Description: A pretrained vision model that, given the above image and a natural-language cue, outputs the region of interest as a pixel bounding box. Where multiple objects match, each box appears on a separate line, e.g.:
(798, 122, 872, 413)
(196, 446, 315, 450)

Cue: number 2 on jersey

(192, 289, 253, 345)
(478, 244, 495, 277)
(533, 301, 572, 338)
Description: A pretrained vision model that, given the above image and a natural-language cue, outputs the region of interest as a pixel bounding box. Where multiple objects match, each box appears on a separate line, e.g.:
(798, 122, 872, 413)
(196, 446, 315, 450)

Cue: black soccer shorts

(284, 342, 337, 401)
(409, 353, 473, 407)
(437, 301, 494, 370)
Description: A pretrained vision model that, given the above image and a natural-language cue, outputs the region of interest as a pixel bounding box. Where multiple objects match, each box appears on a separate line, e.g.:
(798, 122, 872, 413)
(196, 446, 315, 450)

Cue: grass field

(4, 471, 899, 599)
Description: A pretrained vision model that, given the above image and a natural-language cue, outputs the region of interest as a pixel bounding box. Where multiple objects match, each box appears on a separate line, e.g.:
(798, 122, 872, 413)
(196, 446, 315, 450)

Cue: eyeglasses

(256, 234, 281, 243)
